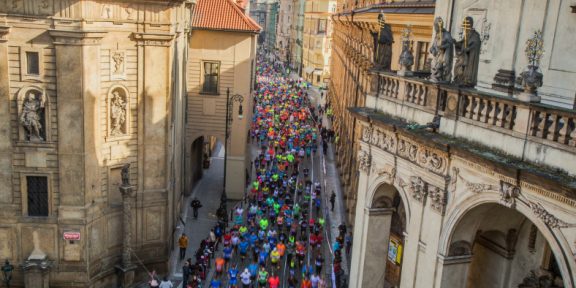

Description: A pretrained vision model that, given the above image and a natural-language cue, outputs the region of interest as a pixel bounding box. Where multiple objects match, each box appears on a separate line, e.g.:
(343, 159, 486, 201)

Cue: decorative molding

(361, 125, 396, 152)
(372, 163, 396, 184)
(450, 167, 459, 192)
(358, 150, 371, 174)
(49, 30, 107, 46)
(457, 172, 498, 194)
(529, 202, 572, 229)
(499, 181, 520, 209)
(110, 50, 127, 80)
(132, 32, 174, 47)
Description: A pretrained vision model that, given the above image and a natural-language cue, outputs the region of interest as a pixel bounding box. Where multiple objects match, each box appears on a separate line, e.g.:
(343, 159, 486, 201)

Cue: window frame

(201, 61, 221, 95)
(19, 47, 44, 82)
(318, 19, 327, 34)
(21, 173, 52, 217)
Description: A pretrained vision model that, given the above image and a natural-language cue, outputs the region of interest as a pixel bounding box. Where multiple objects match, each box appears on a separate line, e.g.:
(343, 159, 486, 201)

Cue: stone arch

(366, 177, 411, 224)
(106, 84, 130, 139)
(437, 193, 574, 288)
(17, 85, 48, 142)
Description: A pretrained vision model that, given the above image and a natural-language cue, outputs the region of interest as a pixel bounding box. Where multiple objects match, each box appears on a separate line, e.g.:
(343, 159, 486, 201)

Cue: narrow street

(167, 54, 349, 288)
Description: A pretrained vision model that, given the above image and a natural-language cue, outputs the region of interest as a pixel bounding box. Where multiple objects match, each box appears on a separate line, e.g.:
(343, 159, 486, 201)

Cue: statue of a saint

(110, 90, 127, 136)
(20, 90, 46, 142)
(430, 17, 454, 83)
(121, 163, 130, 186)
(371, 13, 394, 71)
(453, 17, 481, 87)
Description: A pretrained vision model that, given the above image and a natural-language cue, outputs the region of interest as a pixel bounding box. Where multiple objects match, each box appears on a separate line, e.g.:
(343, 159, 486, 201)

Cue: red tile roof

(192, 0, 262, 33)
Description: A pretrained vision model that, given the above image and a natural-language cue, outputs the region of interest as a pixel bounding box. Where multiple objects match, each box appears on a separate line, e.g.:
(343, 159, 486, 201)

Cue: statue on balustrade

(430, 17, 454, 83)
(371, 12, 394, 71)
(453, 16, 481, 88)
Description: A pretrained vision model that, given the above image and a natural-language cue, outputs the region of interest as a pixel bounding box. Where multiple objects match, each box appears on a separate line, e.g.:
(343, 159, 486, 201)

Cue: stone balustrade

(368, 70, 576, 175)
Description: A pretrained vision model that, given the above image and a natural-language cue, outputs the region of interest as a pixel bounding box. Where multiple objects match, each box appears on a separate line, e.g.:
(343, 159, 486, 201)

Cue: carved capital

(49, 30, 107, 46)
(428, 185, 447, 215)
(400, 176, 427, 203)
(132, 32, 174, 47)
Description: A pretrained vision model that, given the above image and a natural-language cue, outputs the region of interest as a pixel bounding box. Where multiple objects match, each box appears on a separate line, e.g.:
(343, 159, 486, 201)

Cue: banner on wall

(388, 239, 403, 265)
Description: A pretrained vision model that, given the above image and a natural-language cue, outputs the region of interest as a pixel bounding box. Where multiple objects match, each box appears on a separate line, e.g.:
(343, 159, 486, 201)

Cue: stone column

(115, 183, 137, 287)
(359, 207, 394, 288)
(437, 254, 473, 287)
(0, 25, 12, 205)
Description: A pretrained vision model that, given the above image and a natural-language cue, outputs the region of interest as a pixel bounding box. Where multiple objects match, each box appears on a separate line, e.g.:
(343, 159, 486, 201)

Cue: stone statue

(121, 163, 130, 186)
(518, 30, 544, 102)
(453, 17, 481, 87)
(430, 17, 454, 83)
(371, 12, 394, 71)
(110, 90, 127, 136)
(398, 25, 414, 76)
(20, 90, 46, 142)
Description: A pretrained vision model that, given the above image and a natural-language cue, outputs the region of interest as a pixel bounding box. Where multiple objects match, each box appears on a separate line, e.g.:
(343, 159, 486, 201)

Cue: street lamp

(222, 88, 244, 206)
(2, 260, 13, 288)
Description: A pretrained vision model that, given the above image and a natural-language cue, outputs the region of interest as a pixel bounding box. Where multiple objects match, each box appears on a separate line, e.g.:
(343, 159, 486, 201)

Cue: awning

(304, 67, 315, 74)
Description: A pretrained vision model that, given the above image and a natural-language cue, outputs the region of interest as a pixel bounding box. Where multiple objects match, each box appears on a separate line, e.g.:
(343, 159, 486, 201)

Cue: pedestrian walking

(179, 233, 189, 260)
(191, 197, 202, 219)
(330, 191, 336, 212)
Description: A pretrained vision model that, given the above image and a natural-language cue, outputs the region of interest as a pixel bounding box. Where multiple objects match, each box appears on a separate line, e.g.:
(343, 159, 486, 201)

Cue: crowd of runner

(171, 52, 348, 288)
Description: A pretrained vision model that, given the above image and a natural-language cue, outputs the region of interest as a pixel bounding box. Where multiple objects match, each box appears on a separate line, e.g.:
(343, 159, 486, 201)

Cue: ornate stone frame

(20, 173, 53, 218)
(19, 46, 44, 82)
(16, 85, 50, 143)
(106, 84, 131, 141)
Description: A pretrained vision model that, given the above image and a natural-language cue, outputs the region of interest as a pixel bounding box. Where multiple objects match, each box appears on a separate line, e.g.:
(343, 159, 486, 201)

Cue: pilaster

(0, 25, 12, 204)
(49, 30, 106, 213)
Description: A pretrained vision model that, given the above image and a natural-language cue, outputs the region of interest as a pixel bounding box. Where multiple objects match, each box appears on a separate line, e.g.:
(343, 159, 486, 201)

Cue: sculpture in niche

(121, 163, 130, 186)
(371, 12, 393, 71)
(110, 89, 127, 136)
(453, 16, 481, 88)
(430, 17, 454, 83)
(20, 90, 46, 142)
(397, 25, 414, 76)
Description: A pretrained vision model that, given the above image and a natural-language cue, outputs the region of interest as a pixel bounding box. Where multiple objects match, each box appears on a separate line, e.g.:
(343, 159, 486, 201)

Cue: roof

(192, 0, 262, 33)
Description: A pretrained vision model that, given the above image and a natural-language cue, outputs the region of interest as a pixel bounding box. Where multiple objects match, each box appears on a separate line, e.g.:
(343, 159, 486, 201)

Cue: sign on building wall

(388, 239, 403, 264)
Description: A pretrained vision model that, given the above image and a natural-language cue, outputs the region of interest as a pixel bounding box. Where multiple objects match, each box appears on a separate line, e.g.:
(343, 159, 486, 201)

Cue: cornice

(49, 30, 107, 45)
(132, 32, 174, 47)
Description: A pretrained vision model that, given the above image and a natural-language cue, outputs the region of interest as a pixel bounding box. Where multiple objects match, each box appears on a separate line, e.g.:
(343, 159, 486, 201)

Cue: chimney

(236, 0, 247, 13)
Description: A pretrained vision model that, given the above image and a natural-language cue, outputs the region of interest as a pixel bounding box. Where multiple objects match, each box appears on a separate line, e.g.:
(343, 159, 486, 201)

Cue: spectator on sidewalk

(178, 233, 188, 260)
(330, 191, 336, 211)
(159, 276, 173, 288)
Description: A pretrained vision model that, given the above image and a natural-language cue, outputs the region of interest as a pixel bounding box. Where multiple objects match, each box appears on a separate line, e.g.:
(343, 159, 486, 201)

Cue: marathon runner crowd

(155, 52, 350, 288)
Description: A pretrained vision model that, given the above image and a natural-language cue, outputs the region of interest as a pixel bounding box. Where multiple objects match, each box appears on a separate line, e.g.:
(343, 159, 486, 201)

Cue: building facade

(338, 0, 576, 287)
(329, 1, 435, 224)
(186, 0, 260, 200)
(276, 0, 294, 63)
(302, 0, 336, 87)
(0, 0, 192, 287)
(289, 0, 305, 74)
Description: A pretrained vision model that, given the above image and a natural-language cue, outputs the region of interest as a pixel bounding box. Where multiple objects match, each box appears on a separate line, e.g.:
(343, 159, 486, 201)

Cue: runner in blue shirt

(239, 240, 249, 261)
(228, 265, 239, 287)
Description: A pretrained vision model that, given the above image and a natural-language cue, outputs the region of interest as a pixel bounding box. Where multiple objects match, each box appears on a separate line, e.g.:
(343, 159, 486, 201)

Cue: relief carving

(362, 125, 373, 142)
(398, 137, 447, 174)
(500, 181, 520, 209)
(361, 125, 396, 152)
(358, 150, 372, 174)
(111, 51, 126, 79)
(372, 163, 396, 184)
(529, 202, 571, 229)
(450, 167, 460, 192)
(457, 172, 498, 193)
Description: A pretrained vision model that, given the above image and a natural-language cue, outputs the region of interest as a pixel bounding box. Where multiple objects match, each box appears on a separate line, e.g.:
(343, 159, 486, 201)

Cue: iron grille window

(202, 62, 220, 94)
(318, 19, 327, 34)
(27, 176, 48, 216)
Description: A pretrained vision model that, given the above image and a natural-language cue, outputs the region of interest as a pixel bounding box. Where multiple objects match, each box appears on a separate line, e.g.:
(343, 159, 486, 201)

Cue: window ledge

(199, 91, 221, 96)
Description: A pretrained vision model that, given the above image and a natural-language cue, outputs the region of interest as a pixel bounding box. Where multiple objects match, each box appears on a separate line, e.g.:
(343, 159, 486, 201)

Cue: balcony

(366, 71, 576, 176)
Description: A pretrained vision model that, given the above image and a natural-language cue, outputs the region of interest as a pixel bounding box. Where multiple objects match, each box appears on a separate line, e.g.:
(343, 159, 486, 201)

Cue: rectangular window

(318, 19, 327, 34)
(26, 176, 48, 217)
(416, 41, 430, 72)
(26, 51, 40, 75)
(202, 61, 220, 94)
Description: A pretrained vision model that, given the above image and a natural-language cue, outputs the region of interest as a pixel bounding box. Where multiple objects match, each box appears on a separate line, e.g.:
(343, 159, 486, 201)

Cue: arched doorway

(358, 183, 407, 288)
(189, 136, 204, 189)
(443, 203, 566, 288)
